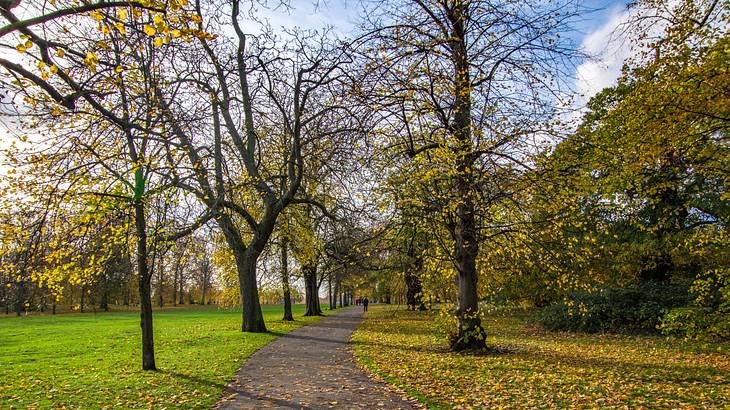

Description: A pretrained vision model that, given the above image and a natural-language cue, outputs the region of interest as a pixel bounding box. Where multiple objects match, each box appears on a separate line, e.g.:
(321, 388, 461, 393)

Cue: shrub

(658, 307, 730, 340)
(536, 283, 691, 333)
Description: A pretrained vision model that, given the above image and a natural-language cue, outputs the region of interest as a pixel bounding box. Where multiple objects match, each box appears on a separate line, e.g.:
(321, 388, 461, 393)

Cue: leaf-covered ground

(352, 305, 730, 409)
(0, 304, 326, 409)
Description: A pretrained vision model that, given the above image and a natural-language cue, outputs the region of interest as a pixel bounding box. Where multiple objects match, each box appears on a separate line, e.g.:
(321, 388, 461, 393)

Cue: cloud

(574, 5, 633, 108)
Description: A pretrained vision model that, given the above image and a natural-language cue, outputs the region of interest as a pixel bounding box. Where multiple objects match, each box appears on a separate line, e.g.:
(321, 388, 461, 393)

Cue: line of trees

(1, 0, 726, 374)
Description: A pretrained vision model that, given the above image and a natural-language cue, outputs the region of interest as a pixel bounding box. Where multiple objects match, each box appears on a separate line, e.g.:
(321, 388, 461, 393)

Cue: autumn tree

(0, 0, 209, 369)
(357, 0, 582, 349)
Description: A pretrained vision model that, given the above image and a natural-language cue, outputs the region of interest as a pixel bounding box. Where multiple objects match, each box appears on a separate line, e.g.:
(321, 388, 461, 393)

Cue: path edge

(349, 309, 428, 410)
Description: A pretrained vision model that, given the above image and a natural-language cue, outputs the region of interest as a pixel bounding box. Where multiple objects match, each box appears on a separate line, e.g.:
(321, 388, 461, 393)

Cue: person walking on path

(362, 296, 369, 312)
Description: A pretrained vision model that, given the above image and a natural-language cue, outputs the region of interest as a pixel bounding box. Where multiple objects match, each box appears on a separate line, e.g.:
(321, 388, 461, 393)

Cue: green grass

(0, 304, 327, 409)
(353, 305, 730, 409)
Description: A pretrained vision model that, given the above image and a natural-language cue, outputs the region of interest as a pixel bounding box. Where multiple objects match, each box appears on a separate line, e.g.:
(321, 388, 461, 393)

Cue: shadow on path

(215, 308, 416, 410)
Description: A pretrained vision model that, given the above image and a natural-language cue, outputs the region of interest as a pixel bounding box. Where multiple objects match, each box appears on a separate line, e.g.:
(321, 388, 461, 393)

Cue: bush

(658, 307, 730, 340)
(536, 283, 691, 334)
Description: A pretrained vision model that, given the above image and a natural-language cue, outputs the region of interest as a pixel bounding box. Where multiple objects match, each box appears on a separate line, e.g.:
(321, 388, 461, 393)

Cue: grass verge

(0, 304, 326, 409)
(352, 305, 730, 409)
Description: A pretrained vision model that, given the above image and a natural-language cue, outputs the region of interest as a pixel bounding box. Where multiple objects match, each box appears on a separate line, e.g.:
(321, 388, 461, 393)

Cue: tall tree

(358, 0, 581, 349)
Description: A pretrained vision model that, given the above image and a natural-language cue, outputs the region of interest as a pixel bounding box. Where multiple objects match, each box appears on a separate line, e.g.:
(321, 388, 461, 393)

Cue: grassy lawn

(0, 304, 326, 409)
(353, 305, 730, 409)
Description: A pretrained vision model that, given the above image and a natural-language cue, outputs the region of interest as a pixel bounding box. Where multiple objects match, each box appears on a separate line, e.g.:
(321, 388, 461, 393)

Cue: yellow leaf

(117, 8, 128, 20)
(143, 25, 156, 36)
(153, 37, 164, 47)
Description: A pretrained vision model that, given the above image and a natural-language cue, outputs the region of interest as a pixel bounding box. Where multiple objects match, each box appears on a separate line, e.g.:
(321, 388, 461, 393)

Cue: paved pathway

(215, 307, 417, 409)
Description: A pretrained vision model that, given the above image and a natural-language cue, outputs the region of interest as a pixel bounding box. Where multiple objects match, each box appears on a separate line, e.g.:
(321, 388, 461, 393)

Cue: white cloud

(574, 5, 633, 108)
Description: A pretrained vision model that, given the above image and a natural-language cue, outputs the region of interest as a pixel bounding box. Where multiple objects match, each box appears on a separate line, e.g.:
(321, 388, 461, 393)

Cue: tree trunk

(281, 238, 293, 321)
(217, 214, 267, 332)
(179, 274, 185, 305)
(239, 249, 266, 331)
(80, 285, 85, 313)
(135, 200, 156, 371)
(332, 279, 338, 309)
(405, 269, 426, 311)
(172, 266, 178, 307)
(449, 4, 486, 351)
(15, 280, 24, 316)
(303, 264, 322, 316)
(157, 254, 164, 308)
(100, 272, 109, 312)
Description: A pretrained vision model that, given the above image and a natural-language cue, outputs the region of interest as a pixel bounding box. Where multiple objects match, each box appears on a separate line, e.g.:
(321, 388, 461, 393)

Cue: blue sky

(258, 0, 634, 105)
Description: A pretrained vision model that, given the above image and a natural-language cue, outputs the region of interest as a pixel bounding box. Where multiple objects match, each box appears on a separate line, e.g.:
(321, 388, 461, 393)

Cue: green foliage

(354, 305, 730, 409)
(660, 307, 730, 340)
(536, 283, 692, 334)
(0, 305, 325, 409)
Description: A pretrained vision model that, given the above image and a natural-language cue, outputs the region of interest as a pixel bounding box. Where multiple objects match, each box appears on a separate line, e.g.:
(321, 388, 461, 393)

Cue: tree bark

(332, 279, 338, 309)
(15, 280, 23, 316)
(216, 210, 269, 332)
(281, 238, 293, 321)
(303, 264, 322, 316)
(156, 252, 164, 308)
(135, 200, 156, 371)
(80, 285, 85, 313)
(172, 264, 178, 307)
(239, 248, 266, 331)
(405, 269, 426, 311)
(448, 3, 486, 351)
(179, 273, 185, 305)
(99, 272, 109, 312)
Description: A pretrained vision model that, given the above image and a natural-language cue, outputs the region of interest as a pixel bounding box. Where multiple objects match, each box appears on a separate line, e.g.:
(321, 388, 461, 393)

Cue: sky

(254, 0, 635, 107)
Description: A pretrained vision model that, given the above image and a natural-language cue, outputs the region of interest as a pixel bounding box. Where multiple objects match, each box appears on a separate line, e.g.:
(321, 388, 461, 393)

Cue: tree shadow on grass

(514, 348, 730, 384)
(161, 370, 228, 391)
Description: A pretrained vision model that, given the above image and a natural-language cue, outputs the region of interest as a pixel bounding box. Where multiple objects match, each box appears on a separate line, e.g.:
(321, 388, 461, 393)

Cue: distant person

(362, 297, 369, 312)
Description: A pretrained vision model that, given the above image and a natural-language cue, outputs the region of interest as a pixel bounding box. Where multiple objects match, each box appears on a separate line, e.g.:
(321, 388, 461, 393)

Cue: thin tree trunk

(157, 252, 164, 308)
(332, 279, 340, 310)
(179, 272, 185, 305)
(200, 262, 208, 305)
(281, 238, 293, 321)
(80, 285, 85, 313)
(15, 280, 24, 316)
(100, 272, 110, 312)
(135, 200, 156, 371)
(172, 265, 178, 307)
